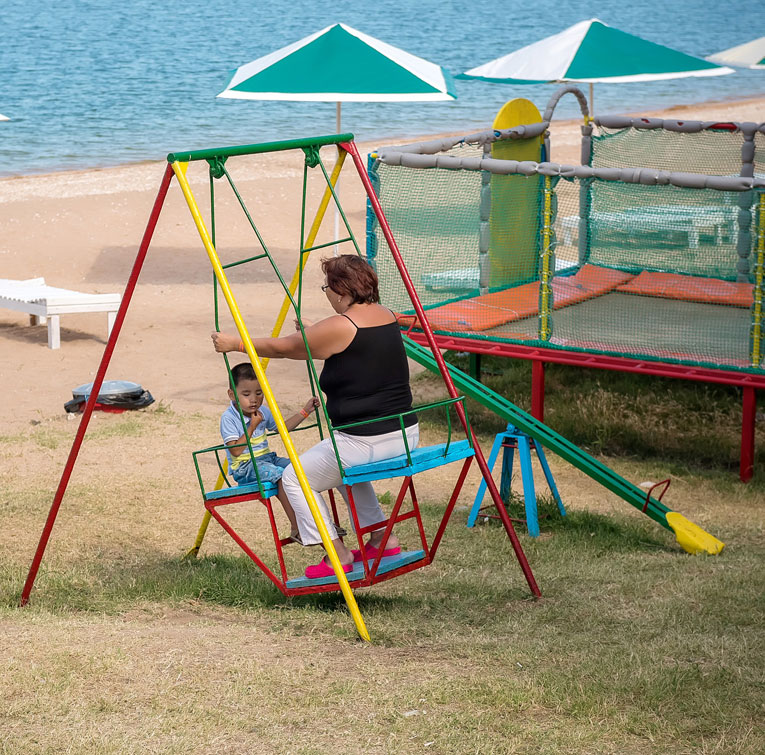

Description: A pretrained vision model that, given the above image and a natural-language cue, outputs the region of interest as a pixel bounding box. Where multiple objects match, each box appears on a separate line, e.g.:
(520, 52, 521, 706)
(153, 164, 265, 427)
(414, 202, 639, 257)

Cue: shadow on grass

(475, 495, 672, 554)
(1, 551, 421, 618)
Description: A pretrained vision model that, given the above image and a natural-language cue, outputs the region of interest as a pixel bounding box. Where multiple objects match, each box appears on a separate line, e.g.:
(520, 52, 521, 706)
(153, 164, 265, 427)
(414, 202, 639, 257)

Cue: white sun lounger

(0, 278, 121, 349)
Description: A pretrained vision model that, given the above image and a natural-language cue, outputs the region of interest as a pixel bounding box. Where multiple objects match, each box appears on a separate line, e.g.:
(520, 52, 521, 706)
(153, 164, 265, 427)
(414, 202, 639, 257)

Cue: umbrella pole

(334, 102, 342, 255)
(589, 83, 594, 116)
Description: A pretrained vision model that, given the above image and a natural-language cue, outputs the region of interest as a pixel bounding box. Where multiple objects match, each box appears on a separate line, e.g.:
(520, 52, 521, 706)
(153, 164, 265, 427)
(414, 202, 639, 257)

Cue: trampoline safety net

(367, 128, 765, 373)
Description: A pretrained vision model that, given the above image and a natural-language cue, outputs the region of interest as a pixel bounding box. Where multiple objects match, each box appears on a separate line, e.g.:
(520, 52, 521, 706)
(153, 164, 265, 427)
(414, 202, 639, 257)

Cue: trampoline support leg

(469, 352, 482, 382)
(741, 386, 756, 482)
(532, 361, 545, 421)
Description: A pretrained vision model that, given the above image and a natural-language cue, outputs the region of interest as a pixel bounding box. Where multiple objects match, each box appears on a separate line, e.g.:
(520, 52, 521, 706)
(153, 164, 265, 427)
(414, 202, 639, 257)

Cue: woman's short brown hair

(321, 255, 380, 304)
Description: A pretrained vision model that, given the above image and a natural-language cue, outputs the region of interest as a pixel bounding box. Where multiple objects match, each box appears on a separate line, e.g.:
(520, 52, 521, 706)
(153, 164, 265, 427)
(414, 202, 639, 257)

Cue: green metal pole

(167, 134, 354, 164)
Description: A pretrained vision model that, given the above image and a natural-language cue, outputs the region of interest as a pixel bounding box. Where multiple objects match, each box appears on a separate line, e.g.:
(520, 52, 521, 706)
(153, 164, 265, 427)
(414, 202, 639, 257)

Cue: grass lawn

(1, 361, 763, 754)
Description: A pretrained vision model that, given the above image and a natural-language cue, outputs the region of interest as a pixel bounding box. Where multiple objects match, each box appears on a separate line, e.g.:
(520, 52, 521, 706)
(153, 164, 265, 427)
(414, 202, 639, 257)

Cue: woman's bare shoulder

(349, 303, 396, 327)
(303, 313, 357, 358)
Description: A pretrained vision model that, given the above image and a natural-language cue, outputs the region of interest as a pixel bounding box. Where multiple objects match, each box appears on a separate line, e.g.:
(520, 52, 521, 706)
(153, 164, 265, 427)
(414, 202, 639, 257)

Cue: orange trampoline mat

(616, 271, 754, 308)
(421, 267, 755, 333)
(425, 265, 634, 332)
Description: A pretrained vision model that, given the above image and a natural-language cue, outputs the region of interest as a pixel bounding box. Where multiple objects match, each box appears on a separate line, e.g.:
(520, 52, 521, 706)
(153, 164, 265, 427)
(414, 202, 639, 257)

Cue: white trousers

(281, 424, 420, 546)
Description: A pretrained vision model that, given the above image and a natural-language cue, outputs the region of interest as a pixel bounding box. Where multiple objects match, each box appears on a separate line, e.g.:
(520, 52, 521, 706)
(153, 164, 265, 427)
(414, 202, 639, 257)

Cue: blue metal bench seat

(341, 438, 475, 485)
(202, 440, 475, 500)
(286, 549, 426, 588)
(205, 480, 278, 502)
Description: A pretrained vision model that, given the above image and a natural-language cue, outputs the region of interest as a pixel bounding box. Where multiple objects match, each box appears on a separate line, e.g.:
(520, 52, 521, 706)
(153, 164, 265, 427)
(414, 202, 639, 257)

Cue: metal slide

(403, 336, 724, 555)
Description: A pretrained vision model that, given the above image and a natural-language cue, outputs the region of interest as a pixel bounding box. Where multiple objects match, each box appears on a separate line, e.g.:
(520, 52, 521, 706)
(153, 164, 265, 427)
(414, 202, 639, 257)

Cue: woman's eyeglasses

(321, 284, 331, 292)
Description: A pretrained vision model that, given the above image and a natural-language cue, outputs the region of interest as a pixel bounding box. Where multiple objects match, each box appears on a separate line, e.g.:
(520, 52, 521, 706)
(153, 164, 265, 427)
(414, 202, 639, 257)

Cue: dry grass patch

(0, 401, 763, 753)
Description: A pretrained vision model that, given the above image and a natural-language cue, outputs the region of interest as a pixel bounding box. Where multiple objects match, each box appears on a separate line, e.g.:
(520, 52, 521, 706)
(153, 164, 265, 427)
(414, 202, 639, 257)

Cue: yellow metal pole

(263, 148, 347, 367)
(184, 510, 212, 560)
(183, 464, 227, 560)
(187, 150, 345, 560)
(751, 193, 765, 367)
(170, 159, 370, 642)
(539, 175, 553, 341)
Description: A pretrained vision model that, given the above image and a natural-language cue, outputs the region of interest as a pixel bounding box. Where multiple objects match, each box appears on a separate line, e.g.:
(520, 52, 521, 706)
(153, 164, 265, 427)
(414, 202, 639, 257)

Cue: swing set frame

(20, 133, 540, 641)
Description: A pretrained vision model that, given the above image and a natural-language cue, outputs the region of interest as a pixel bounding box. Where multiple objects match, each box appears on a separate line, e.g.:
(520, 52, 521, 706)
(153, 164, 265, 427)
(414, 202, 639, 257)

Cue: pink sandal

(352, 544, 402, 562)
(304, 557, 353, 579)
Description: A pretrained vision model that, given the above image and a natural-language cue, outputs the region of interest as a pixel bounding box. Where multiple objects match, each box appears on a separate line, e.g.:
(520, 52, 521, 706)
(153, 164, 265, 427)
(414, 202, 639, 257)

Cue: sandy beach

(1, 95, 764, 755)
(1, 94, 763, 433)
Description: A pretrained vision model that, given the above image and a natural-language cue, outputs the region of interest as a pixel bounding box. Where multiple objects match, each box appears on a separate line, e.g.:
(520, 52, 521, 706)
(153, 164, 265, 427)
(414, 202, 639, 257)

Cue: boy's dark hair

(230, 362, 258, 387)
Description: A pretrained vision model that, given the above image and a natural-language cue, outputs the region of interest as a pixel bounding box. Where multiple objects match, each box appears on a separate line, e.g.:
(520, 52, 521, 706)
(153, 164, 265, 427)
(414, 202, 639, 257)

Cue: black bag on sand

(64, 380, 155, 413)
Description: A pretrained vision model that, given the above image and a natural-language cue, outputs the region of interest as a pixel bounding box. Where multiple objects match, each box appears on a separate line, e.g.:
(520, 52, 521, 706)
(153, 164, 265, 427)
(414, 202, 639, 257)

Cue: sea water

(0, 0, 762, 176)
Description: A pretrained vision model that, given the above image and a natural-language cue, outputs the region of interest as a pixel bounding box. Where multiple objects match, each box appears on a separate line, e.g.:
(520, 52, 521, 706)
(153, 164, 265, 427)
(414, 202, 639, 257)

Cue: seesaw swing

(21, 134, 539, 641)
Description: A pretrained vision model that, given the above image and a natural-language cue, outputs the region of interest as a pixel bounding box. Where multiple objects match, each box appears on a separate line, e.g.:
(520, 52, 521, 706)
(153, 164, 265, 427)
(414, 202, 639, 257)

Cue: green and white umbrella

(218, 22, 456, 132)
(458, 19, 734, 111)
(707, 36, 765, 70)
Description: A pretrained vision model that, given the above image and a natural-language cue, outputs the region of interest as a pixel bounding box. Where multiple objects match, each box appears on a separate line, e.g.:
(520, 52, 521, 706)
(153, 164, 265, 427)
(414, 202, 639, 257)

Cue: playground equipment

(367, 87, 765, 481)
(468, 423, 566, 537)
(19, 134, 541, 642)
(403, 336, 723, 555)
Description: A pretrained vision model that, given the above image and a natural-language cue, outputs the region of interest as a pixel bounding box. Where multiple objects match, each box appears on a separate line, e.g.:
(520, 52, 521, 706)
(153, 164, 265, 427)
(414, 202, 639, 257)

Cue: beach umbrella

(218, 22, 455, 250)
(707, 36, 765, 70)
(218, 22, 456, 133)
(458, 18, 734, 112)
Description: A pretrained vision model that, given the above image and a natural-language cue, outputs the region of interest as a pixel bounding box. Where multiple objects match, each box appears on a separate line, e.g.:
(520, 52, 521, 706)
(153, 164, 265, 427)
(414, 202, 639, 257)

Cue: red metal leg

(369, 477, 415, 581)
(407, 479, 430, 557)
(345, 141, 541, 598)
(20, 164, 175, 606)
(328, 487, 341, 530)
(206, 501, 287, 594)
(263, 497, 290, 583)
(429, 457, 473, 559)
(741, 387, 757, 482)
(531, 361, 545, 421)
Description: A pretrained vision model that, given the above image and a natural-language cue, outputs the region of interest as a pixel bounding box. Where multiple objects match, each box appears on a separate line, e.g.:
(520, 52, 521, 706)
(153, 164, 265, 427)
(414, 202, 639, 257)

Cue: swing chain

(207, 156, 228, 179)
(302, 145, 321, 168)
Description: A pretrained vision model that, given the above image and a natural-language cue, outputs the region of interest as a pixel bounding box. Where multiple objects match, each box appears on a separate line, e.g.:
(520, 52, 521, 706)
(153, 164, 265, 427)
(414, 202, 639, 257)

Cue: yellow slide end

(666, 512, 725, 555)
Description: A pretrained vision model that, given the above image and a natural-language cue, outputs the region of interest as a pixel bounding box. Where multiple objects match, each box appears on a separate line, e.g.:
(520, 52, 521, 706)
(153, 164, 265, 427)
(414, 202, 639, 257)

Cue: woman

(212, 255, 418, 579)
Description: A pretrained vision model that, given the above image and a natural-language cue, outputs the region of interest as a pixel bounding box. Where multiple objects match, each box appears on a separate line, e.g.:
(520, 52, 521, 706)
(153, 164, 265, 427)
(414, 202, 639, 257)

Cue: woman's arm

(212, 316, 354, 361)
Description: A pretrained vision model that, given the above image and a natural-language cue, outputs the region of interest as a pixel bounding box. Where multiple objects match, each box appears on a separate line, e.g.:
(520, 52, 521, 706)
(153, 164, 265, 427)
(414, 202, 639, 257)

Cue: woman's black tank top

(319, 317, 416, 436)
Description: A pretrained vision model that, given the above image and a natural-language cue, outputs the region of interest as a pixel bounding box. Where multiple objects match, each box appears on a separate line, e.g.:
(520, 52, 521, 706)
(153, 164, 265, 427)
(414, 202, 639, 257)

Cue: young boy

(220, 362, 318, 543)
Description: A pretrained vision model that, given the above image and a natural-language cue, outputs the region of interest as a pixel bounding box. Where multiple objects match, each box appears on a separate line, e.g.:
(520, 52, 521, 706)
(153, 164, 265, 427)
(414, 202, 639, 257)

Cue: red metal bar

(328, 488, 340, 530)
(206, 502, 287, 595)
(263, 497, 290, 583)
(642, 479, 671, 513)
(429, 456, 473, 560)
(405, 332, 765, 389)
(407, 478, 430, 557)
(368, 476, 413, 581)
(20, 164, 176, 606)
(741, 387, 757, 482)
(346, 141, 541, 598)
(345, 486, 372, 579)
(531, 361, 545, 420)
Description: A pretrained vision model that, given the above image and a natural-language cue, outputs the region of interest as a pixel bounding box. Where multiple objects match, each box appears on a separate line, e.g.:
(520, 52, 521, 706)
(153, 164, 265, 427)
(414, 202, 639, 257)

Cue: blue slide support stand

(468, 423, 566, 536)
